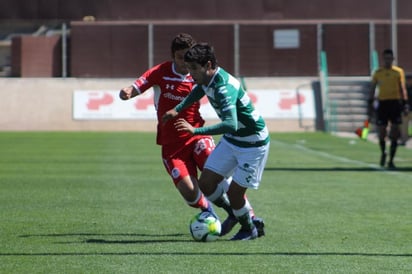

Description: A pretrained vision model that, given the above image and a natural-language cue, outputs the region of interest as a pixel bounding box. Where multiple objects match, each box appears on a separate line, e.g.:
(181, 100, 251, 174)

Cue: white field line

(271, 139, 412, 179)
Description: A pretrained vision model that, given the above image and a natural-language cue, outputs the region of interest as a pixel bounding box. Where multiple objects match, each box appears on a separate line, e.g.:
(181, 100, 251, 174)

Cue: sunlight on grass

(0, 132, 411, 273)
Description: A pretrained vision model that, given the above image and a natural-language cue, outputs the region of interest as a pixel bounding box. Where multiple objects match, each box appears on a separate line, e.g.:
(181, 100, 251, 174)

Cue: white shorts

(204, 137, 270, 189)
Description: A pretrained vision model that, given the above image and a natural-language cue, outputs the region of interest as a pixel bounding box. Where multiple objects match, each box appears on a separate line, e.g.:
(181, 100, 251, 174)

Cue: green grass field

(1, 131, 411, 273)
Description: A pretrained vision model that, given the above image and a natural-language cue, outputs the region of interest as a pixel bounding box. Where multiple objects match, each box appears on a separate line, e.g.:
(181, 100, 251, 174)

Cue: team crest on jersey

(171, 168, 180, 179)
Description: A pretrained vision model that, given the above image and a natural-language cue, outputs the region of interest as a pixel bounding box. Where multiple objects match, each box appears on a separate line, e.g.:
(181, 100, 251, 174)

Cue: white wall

(0, 77, 317, 132)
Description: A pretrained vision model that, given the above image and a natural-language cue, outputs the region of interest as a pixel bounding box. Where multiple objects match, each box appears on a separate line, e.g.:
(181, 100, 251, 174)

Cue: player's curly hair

(171, 33, 196, 56)
(184, 43, 217, 69)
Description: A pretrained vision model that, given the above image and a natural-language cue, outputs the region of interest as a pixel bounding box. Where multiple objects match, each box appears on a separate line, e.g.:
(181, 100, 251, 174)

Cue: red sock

(189, 192, 209, 210)
(198, 193, 209, 210)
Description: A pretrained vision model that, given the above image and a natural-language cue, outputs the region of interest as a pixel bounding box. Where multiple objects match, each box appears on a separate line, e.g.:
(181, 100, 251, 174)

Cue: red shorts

(162, 136, 215, 185)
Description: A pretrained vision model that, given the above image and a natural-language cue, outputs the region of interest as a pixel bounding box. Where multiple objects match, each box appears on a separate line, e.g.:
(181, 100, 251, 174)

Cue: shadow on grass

(5, 233, 412, 257)
(83, 238, 193, 244)
(265, 167, 412, 172)
(19, 233, 186, 238)
(8, 233, 412, 257)
(1, 251, 412, 257)
(19, 233, 191, 244)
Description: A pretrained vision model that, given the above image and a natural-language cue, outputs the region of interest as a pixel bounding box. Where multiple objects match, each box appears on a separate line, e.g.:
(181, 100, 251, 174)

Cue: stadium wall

(1, 0, 412, 21)
(0, 77, 317, 132)
(9, 21, 412, 78)
(4, 1, 412, 77)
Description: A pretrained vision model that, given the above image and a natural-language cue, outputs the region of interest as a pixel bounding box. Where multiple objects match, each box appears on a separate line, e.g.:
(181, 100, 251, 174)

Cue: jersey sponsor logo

(162, 76, 193, 83)
(163, 92, 186, 101)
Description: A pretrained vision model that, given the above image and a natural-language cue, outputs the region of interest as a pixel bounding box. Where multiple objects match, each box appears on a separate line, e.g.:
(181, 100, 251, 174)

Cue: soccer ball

(189, 212, 221, 242)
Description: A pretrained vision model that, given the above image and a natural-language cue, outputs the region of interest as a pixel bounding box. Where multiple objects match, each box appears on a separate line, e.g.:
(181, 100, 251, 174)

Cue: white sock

(206, 183, 225, 203)
(233, 205, 249, 218)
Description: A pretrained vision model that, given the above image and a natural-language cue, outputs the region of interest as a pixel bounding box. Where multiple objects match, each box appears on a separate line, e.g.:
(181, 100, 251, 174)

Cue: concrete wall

(0, 77, 317, 132)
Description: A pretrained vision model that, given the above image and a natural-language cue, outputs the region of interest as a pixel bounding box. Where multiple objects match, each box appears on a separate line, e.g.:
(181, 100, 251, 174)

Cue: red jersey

(133, 61, 205, 145)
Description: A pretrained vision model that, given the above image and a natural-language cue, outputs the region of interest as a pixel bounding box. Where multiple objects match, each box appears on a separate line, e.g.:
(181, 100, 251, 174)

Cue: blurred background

(1, 0, 411, 78)
(1, 0, 411, 134)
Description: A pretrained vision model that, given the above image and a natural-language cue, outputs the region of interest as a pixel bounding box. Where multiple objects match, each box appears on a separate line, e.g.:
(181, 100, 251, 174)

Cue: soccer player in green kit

(163, 43, 270, 240)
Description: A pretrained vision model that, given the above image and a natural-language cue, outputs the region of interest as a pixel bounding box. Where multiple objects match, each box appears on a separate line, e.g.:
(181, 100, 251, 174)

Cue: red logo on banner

(248, 92, 257, 104)
(135, 94, 154, 110)
(278, 93, 305, 109)
(87, 92, 114, 110)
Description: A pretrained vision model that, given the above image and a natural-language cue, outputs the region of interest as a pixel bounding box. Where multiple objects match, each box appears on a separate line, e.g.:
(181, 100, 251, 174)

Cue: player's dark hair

(171, 33, 196, 55)
(383, 48, 394, 56)
(184, 43, 217, 69)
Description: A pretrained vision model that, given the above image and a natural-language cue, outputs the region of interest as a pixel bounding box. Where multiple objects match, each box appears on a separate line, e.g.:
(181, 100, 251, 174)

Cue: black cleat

(252, 217, 265, 237)
(230, 227, 258, 241)
(220, 215, 238, 236)
(387, 161, 396, 169)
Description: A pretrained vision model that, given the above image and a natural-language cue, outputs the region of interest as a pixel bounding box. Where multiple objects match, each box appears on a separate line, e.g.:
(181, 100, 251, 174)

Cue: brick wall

(11, 36, 61, 77)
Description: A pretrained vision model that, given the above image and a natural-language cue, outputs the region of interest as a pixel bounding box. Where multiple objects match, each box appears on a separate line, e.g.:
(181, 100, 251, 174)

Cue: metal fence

(8, 19, 412, 77)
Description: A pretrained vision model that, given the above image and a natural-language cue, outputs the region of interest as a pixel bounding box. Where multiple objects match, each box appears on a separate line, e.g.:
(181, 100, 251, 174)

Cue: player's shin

(220, 177, 254, 217)
(389, 140, 397, 161)
(206, 183, 234, 217)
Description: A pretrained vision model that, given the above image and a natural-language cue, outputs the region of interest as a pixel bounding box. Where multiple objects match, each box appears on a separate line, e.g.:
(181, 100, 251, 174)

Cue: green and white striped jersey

(176, 67, 269, 148)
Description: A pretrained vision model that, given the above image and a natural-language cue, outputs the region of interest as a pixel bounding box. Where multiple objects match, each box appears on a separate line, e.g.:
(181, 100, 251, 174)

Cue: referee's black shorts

(376, 99, 403, 126)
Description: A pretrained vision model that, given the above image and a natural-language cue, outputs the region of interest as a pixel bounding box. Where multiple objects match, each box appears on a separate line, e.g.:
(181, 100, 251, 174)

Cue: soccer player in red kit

(120, 33, 263, 237)
(119, 33, 216, 215)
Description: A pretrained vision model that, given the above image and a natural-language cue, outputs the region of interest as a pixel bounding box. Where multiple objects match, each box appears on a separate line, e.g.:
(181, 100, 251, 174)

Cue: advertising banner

(73, 89, 315, 120)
